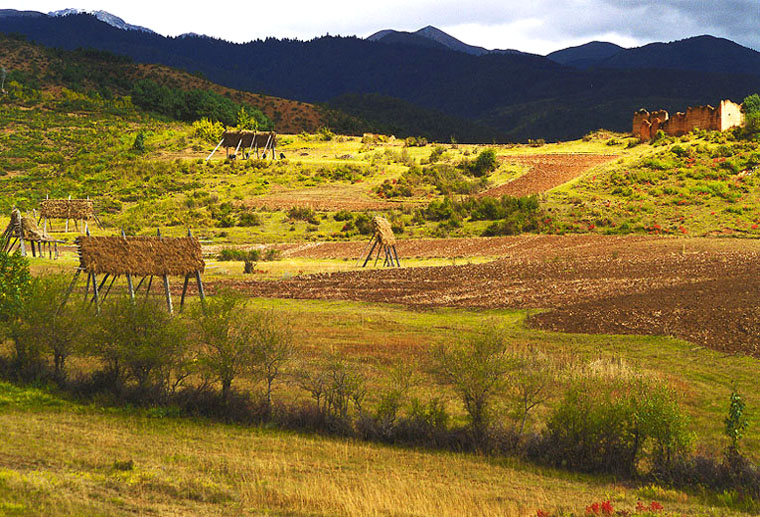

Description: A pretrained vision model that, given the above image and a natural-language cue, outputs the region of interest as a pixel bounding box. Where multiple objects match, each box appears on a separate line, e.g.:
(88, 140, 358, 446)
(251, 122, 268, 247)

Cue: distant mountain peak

(48, 9, 154, 34)
(368, 25, 490, 56)
(546, 41, 625, 68)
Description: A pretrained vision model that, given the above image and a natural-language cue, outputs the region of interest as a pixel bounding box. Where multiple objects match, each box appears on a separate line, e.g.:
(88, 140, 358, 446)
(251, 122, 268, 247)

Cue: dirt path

(482, 154, 617, 197)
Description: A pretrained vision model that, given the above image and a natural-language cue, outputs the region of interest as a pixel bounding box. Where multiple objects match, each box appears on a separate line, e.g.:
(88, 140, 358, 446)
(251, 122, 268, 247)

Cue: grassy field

(0, 381, 726, 517)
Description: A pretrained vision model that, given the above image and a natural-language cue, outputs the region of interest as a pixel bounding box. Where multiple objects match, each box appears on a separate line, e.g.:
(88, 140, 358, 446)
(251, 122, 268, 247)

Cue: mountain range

(1, 9, 760, 142)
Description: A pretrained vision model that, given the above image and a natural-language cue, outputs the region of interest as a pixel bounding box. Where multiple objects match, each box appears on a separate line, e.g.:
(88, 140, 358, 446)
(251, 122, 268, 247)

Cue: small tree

(468, 149, 498, 177)
(741, 94, 760, 137)
(432, 326, 511, 440)
(247, 311, 296, 412)
(725, 384, 749, 454)
(95, 297, 187, 395)
(132, 131, 146, 152)
(236, 107, 259, 131)
(191, 290, 248, 404)
(0, 250, 31, 325)
(11, 275, 93, 381)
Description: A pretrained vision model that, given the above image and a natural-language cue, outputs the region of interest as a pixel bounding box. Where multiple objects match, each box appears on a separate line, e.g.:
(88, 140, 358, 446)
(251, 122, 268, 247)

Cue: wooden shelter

(358, 216, 401, 268)
(67, 229, 206, 314)
(39, 196, 101, 233)
(206, 131, 277, 161)
(1, 208, 62, 259)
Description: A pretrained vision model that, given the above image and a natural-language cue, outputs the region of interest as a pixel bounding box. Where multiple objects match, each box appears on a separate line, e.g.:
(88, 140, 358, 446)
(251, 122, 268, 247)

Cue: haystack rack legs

(359, 235, 401, 268)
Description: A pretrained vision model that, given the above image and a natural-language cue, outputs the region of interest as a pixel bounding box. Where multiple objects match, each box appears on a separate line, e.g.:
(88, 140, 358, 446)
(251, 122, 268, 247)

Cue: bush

(287, 206, 318, 224)
(432, 326, 511, 442)
(467, 149, 498, 177)
(192, 118, 225, 143)
(0, 251, 30, 324)
(132, 131, 146, 152)
(545, 376, 693, 476)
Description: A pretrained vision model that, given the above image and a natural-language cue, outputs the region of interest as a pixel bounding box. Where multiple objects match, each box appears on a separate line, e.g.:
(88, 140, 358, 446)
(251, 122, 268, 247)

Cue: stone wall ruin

(633, 100, 744, 140)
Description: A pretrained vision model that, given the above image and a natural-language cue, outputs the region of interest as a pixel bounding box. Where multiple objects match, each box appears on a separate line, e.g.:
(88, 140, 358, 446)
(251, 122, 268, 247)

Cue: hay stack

(77, 235, 205, 276)
(40, 199, 94, 220)
(221, 131, 276, 149)
(20, 216, 50, 241)
(372, 216, 396, 246)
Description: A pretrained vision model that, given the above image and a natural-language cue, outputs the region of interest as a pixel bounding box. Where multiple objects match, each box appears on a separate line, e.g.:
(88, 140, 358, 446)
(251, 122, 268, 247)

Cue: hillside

(0, 33, 327, 134)
(3, 12, 760, 141)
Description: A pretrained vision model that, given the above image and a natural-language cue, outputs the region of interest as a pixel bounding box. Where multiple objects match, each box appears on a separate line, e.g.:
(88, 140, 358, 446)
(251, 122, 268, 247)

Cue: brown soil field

(244, 186, 414, 211)
(482, 154, 618, 196)
(204, 235, 760, 356)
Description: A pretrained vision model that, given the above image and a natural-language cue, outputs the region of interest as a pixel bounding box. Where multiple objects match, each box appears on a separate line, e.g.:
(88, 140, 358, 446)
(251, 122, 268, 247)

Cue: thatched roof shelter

(372, 216, 396, 246)
(76, 235, 205, 276)
(40, 199, 94, 220)
(221, 131, 276, 148)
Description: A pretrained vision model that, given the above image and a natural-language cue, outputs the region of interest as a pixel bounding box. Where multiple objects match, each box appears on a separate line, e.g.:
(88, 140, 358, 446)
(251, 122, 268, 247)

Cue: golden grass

(0, 390, 739, 516)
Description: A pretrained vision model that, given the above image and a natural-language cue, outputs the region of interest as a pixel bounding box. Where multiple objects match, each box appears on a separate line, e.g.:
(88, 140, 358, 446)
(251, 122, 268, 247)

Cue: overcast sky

(9, 0, 760, 54)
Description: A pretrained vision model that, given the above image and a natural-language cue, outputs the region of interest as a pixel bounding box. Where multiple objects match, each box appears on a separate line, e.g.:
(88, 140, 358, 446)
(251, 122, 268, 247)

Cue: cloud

(12, 0, 760, 53)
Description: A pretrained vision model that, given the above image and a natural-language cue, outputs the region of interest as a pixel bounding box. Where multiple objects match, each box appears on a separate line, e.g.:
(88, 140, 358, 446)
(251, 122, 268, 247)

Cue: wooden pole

(163, 275, 173, 314)
(195, 271, 205, 303)
(180, 274, 189, 311)
(92, 272, 101, 314)
(144, 276, 154, 301)
(362, 237, 378, 267)
(373, 242, 383, 267)
(206, 137, 225, 162)
(83, 273, 91, 302)
(392, 246, 401, 267)
(19, 234, 26, 257)
(61, 269, 81, 309)
(127, 274, 135, 302)
(233, 138, 243, 159)
(355, 237, 375, 268)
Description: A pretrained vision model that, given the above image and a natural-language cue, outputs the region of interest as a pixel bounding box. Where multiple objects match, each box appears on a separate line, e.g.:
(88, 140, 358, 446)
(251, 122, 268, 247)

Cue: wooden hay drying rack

(64, 228, 206, 314)
(1, 208, 64, 259)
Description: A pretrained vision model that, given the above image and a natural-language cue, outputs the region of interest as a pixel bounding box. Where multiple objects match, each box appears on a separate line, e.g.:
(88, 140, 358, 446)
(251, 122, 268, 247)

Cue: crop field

(206, 235, 760, 356)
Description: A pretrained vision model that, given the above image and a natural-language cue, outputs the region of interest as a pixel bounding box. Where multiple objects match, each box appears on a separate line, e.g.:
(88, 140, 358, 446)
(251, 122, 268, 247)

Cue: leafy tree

(432, 326, 512, 440)
(742, 93, 760, 137)
(246, 311, 296, 412)
(468, 148, 498, 177)
(725, 384, 749, 453)
(0, 251, 30, 324)
(236, 107, 259, 131)
(10, 275, 93, 380)
(94, 297, 188, 393)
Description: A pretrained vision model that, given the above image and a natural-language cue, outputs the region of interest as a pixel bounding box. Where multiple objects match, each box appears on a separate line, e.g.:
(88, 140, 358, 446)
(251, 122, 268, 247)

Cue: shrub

(192, 118, 225, 143)
(0, 251, 30, 324)
(545, 376, 693, 476)
(468, 149, 498, 177)
(287, 206, 318, 224)
(132, 131, 146, 152)
(431, 326, 511, 442)
(93, 297, 189, 398)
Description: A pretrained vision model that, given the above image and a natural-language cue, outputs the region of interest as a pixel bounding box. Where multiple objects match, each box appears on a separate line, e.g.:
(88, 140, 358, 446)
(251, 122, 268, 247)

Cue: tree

(12, 275, 93, 381)
(95, 297, 187, 395)
(468, 149, 498, 177)
(236, 107, 259, 131)
(742, 94, 760, 137)
(0, 251, 30, 324)
(191, 290, 249, 404)
(247, 311, 296, 412)
(432, 326, 512, 440)
(725, 384, 749, 454)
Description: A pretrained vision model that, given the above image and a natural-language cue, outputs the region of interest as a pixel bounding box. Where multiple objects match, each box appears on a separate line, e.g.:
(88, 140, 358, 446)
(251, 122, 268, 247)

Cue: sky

(7, 0, 760, 54)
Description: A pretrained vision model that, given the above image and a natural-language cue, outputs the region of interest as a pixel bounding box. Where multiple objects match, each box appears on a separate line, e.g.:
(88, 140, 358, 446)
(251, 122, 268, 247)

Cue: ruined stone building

(633, 100, 744, 140)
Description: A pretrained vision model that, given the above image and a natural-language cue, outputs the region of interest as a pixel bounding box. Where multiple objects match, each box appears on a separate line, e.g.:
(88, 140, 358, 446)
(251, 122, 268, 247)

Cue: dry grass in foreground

(0, 382, 739, 516)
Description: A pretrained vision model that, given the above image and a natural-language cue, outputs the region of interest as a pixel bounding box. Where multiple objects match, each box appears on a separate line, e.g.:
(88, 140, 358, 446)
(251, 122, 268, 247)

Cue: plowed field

(482, 154, 617, 196)
(206, 235, 760, 356)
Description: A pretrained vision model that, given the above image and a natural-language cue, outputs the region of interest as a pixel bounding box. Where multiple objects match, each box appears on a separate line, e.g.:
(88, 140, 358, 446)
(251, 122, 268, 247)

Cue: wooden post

(195, 270, 205, 303)
(127, 274, 135, 302)
(92, 272, 101, 314)
(206, 137, 225, 162)
(362, 237, 378, 267)
(392, 246, 401, 267)
(233, 138, 243, 159)
(179, 274, 190, 311)
(144, 275, 153, 300)
(61, 269, 81, 309)
(373, 242, 383, 267)
(19, 234, 26, 257)
(162, 275, 173, 314)
(83, 272, 91, 302)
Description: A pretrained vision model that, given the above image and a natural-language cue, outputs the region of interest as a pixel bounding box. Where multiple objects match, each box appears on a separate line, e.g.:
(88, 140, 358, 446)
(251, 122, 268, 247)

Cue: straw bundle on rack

(21, 216, 51, 241)
(76, 235, 205, 276)
(372, 216, 396, 246)
(40, 199, 94, 220)
(221, 131, 276, 148)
